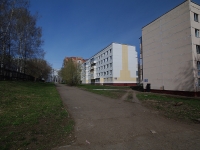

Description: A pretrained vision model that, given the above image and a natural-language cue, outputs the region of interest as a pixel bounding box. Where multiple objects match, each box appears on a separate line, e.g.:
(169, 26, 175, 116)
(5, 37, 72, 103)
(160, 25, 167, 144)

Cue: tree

(13, 7, 44, 73)
(26, 58, 52, 81)
(60, 58, 81, 86)
(0, 0, 30, 70)
(0, 0, 51, 81)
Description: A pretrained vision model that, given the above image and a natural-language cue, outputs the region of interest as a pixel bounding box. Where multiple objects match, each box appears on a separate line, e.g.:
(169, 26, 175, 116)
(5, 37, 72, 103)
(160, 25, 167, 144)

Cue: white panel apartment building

(141, 0, 200, 96)
(81, 43, 138, 86)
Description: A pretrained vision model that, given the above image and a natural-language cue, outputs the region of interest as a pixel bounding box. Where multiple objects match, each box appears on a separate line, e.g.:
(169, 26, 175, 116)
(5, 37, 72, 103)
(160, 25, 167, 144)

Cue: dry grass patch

(78, 84, 129, 99)
(137, 93, 200, 123)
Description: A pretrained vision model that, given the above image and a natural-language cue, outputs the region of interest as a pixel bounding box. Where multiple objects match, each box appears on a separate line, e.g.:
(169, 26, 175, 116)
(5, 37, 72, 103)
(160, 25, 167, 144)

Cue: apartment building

(141, 0, 200, 96)
(63, 57, 86, 65)
(81, 43, 138, 86)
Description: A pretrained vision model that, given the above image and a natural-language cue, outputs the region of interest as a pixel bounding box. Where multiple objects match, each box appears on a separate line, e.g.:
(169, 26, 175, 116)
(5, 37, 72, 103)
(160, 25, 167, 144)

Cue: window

(194, 13, 199, 22)
(110, 49, 112, 53)
(110, 56, 112, 60)
(197, 61, 200, 76)
(101, 60, 103, 64)
(198, 78, 200, 86)
(110, 70, 112, 75)
(197, 45, 200, 54)
(195, 29, 199, 37)
(104, 65, 105, 69)
(197, 61, 200, 69)
(110, 63, 112, 67)
(107, 71, 109, 75)
(106, 51, 108, 55)
(107, 64, 109, 68)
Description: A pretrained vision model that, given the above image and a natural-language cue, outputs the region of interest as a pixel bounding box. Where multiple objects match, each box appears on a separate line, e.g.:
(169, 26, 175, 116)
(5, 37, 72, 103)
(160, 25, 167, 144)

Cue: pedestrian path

(54, 84, 200, 150)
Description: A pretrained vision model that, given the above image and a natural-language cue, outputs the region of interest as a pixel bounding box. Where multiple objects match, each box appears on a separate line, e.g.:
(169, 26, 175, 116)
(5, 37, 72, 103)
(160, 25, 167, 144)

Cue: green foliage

(60, 59, 81, 86)
(0, 81, 74, 149)
(26, 58, 52, 81)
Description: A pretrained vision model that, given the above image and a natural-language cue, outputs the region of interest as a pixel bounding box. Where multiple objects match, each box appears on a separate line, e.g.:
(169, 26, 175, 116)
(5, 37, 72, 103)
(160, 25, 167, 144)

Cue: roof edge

(89, 42, 135, 59)
(142, 0, 188, 29)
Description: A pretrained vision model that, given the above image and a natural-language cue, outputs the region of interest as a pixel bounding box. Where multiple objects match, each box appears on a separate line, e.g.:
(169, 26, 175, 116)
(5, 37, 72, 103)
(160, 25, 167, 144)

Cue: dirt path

(54, 84, 200, 150)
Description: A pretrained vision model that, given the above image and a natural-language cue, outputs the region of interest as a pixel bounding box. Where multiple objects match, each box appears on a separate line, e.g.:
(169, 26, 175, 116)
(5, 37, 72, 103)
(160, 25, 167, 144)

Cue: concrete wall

(81, 60, 89, 84)
(190, 1, 200, 91)
(112, 43, 138, 83)
(142, 0, 196, 91)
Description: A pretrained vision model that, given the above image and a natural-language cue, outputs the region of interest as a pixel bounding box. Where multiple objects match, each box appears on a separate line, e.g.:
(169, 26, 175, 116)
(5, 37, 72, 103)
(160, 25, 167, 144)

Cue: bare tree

(0, 0, 29, 70)
(0, 0, 51, 81)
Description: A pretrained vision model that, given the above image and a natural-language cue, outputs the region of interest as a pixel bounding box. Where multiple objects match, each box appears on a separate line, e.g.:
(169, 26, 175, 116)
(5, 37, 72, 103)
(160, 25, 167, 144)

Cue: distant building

(81, 43, 138, 86)
(141, 0, 200, 96)
(63, 57, 86, 66)
(47, 69, 62, 83)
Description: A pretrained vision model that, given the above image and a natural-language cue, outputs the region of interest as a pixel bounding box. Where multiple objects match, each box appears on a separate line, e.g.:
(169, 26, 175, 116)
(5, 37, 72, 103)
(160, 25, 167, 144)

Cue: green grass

(0, 81, 74, 150)
(77, 84, 129, 99)
(137, 93, 200, 123)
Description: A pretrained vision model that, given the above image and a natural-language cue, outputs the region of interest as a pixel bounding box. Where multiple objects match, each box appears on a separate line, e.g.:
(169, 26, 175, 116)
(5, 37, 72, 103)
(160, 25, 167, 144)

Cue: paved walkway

(54, 84, 200, 150)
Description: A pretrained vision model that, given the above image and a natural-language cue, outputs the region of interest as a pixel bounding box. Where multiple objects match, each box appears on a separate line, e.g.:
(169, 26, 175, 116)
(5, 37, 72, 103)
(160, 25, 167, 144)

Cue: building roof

(89, 42, 135, 60)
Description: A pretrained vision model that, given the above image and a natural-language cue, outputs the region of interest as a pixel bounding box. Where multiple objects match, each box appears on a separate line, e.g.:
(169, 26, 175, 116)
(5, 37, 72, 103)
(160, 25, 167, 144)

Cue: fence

(0, 68, 34, 81)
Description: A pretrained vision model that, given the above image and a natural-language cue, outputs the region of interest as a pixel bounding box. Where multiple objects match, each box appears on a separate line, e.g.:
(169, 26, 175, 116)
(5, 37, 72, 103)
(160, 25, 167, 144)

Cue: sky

(29, 0, 200, 69)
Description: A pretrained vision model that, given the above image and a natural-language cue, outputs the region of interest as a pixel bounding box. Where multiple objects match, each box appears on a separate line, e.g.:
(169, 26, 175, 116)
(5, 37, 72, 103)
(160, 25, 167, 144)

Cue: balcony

(90, 66, 96, 71)
(90, 73, 96, 79)
(90, 58, 96, 65)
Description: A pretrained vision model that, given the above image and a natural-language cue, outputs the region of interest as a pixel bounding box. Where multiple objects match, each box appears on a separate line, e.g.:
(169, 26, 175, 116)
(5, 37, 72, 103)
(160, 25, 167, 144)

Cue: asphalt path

(54, 84, 200, 150)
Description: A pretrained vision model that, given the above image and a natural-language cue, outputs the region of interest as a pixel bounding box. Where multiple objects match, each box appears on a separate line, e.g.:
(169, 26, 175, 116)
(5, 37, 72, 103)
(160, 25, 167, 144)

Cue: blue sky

(29, 0, 200, 69)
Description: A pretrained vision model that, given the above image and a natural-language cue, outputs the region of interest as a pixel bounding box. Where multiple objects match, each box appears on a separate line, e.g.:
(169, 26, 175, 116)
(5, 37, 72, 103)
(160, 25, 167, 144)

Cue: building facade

(141, 0, 200, 96)
(63, 57, 86, 66)
(81, 43, 138, 86)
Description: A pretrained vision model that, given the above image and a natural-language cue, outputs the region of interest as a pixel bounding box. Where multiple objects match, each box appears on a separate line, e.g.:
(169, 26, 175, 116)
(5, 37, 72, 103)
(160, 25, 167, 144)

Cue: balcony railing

(90, 66, 96, 71)
(90, 73, 96, 79)
(90, 58, 96, 65)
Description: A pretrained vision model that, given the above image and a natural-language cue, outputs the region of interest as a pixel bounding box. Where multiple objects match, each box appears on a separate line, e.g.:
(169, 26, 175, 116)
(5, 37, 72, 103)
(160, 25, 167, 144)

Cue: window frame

(195, 29, 200, 37)
(197, 45, 200, 54)
(197, 61, 200, 76)
(194, 13, 199, 22)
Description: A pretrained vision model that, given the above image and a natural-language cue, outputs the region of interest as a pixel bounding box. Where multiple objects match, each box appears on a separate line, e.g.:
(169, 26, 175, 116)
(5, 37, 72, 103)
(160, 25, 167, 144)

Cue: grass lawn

(0, 81, 74, 150)
(137, 93, 200, 123)
(77, 84, 129, 99)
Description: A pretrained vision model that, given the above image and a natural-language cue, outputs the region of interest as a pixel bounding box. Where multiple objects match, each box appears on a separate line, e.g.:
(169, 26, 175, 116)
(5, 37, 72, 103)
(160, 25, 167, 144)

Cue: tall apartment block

(81, 43, 138, 86)
(141, 0, 200, 96)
